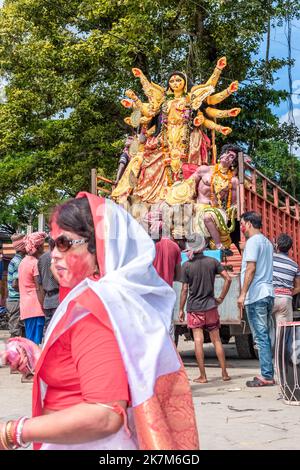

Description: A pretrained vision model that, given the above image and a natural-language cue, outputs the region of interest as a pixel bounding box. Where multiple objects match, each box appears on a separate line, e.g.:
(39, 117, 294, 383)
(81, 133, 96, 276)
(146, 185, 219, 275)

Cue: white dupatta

(42, 195, 180, 407)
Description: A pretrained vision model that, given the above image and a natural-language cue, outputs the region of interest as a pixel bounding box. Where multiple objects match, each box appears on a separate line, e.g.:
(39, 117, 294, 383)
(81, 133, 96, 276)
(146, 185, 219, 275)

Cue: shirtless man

(191, 144, 241, 249)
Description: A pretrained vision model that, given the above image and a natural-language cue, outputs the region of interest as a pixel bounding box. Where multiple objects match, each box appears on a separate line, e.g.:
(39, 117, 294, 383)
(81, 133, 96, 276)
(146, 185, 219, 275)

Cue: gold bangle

(0, 426, 10, 450)
(6, 421, 16, 449)
(5, 421, 13, 442)
(3, 426, 10, 449)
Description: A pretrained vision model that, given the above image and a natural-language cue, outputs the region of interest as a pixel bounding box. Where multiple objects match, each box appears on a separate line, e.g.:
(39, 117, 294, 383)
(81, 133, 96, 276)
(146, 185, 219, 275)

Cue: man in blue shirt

(237, 211, 275, 387)
(6, 233, 26, 337)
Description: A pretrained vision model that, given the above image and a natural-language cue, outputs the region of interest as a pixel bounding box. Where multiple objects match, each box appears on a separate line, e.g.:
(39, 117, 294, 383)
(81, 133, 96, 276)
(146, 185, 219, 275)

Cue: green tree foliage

(0, 192, 43, 233)
(0, 0, 299, 228)
(253, 141, 300, 199)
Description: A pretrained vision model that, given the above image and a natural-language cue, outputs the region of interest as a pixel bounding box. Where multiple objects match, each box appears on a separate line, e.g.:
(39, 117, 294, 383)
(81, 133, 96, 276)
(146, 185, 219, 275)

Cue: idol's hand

(228, 81, 238, 93)
(193, 114, 204, 127)
(217, 57, 227, 69)
(229, 108, 241, 117)
(125, 89, 138, 101)
(132, 68, 142, 77)
(220, 126, 232, 136)
(121, 99, 133, 109)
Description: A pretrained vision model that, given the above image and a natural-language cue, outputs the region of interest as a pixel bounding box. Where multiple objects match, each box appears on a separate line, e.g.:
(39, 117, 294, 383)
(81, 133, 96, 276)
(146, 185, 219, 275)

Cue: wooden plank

(237, 182, 243, 219)
(262, 179, 267, 200)
(275, 206, 280, 241)
(96, 176, 113, 185)
(292, 219, 297, 263)
(238, 152, 245, 183)
(283, 212, 287, 233)
(269, 205, 274, 242)
(273, 187, 279, 207)
(251, 169, 257, 193)
(91, 168, 97, 195)
(96, 187, 111, 195)
(254, 193, 258, 213)
(285, 195, 290, 215)
(262, 199, 267, 237)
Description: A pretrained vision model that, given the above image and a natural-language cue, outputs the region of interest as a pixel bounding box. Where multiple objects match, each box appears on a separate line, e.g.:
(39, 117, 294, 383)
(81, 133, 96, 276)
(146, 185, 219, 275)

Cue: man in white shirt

(237, 211, 275, 387)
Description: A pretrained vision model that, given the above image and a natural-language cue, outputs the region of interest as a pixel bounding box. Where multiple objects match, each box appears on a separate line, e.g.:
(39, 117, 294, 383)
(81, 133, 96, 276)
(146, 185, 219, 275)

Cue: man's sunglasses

(48, 235, 88, 252)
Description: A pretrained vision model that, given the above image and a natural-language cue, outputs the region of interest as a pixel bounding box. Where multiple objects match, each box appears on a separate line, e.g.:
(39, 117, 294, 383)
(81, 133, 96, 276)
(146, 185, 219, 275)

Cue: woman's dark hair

(241, 211, 262, 229)
(166, 71, 194, 93)
(276, 233, 293, 253)
(50, 198, 96, 254)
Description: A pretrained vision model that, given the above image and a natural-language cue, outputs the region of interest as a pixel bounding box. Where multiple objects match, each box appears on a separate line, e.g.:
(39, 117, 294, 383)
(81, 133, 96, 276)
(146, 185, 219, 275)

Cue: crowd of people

(238, 212, 300, 387)
(146, 207, 300, 389)
(5, 231, 59, 382)
(0, 192, 299, 450)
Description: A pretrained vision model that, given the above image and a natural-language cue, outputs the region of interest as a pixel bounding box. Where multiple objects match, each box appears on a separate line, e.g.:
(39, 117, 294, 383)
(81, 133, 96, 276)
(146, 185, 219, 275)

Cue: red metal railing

(238, 154, 300, 265)
(91, 159, 300, 265)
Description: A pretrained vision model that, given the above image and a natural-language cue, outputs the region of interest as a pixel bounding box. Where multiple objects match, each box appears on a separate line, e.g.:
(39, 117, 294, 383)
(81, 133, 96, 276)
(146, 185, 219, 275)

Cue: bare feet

(222, 374, 231, 382)
(193, 376, 208, 384)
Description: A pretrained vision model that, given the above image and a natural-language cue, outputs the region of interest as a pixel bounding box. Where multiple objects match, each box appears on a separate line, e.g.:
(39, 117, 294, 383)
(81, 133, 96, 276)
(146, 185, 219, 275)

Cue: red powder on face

(50, 220, 96, 289)
(60, 252, 95, 288)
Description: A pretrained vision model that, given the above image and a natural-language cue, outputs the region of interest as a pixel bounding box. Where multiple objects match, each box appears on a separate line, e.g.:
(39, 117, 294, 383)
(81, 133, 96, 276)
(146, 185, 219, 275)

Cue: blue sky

(257, 20, 300, 123)
(257, 19, 300, 155)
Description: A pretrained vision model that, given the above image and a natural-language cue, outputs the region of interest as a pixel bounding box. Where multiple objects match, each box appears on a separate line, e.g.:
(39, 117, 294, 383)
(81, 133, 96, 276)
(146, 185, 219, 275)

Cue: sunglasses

(48, 235, 88, 252)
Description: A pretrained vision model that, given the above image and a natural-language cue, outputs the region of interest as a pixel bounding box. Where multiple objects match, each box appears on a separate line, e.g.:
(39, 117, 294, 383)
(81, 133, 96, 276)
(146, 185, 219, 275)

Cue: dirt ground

(0, 330, 299, 450)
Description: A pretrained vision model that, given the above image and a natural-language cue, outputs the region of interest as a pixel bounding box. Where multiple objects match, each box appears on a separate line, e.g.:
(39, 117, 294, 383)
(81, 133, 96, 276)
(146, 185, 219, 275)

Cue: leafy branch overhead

(0, 0, 299, 226)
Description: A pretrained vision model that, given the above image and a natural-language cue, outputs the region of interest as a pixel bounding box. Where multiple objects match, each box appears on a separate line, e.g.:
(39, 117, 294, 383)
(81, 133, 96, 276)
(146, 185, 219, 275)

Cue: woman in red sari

(0, 193, 199, 450)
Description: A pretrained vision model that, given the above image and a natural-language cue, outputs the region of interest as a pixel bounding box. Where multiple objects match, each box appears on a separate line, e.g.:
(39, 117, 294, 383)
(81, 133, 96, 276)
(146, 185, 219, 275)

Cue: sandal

(246, 376, 275, 387)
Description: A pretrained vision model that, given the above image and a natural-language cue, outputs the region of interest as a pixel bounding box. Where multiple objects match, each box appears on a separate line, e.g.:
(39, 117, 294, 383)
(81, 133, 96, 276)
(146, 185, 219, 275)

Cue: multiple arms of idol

(121, 57, 240, 137)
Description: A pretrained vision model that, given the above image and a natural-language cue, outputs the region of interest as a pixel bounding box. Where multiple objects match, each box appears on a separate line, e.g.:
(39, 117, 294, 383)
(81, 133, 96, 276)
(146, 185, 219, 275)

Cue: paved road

(181, 338, 300, 450)
(0, 330, 299, 450)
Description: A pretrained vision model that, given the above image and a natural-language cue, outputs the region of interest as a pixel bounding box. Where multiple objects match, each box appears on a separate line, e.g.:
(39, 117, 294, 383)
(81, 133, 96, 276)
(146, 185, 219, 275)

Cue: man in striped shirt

(273, 233, 300, 324)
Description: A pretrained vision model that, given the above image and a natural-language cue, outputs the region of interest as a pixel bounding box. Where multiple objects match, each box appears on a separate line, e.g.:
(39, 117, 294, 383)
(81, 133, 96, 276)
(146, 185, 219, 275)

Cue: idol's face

(168, 75, 185, 93)
(220, 150, 237, 168)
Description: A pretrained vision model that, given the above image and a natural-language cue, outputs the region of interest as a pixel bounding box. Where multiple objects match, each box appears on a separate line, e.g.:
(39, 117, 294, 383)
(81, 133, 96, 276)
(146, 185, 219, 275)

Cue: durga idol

(111, 57, 240, 204)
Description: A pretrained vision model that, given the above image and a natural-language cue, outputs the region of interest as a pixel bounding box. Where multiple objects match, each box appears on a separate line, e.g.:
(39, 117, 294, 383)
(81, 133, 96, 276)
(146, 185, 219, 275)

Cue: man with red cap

(6, 233, 27, 337)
